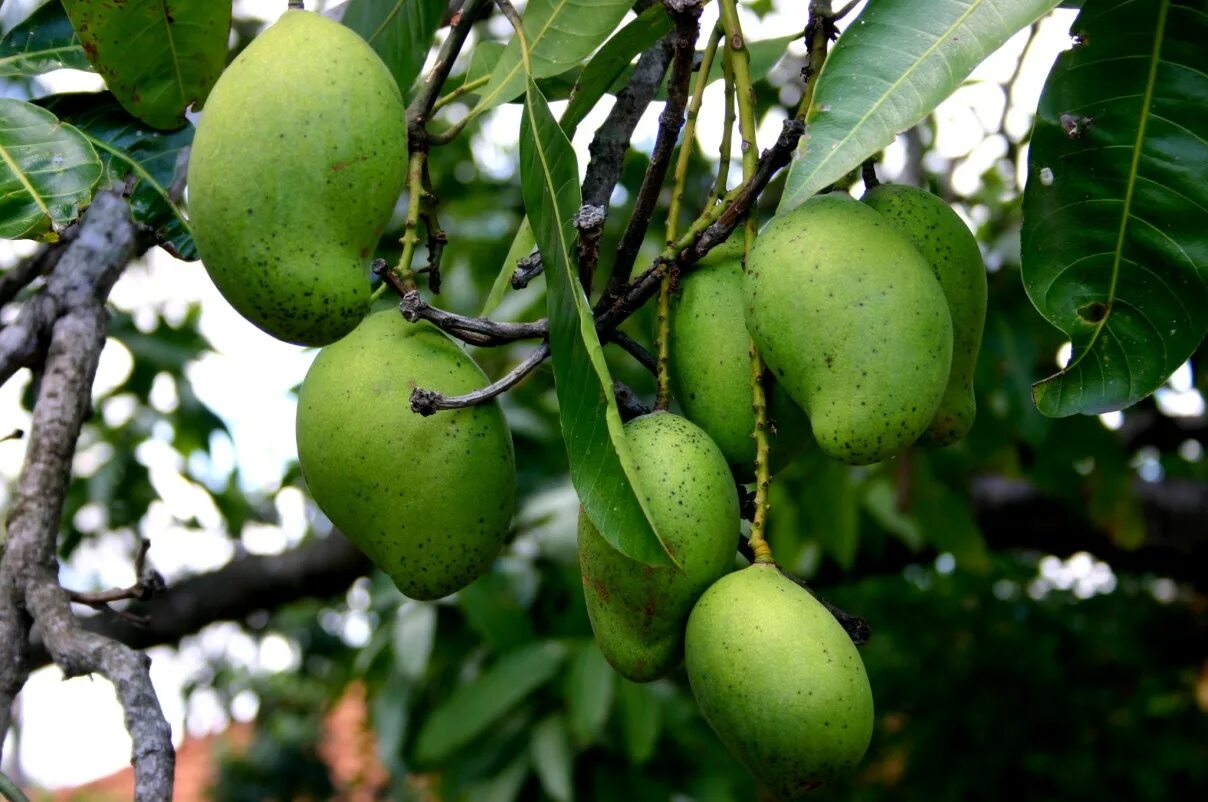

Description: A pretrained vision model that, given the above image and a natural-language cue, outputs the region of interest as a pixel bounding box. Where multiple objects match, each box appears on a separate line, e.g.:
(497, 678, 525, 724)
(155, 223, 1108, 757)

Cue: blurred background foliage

(0, 0, 1204, 799)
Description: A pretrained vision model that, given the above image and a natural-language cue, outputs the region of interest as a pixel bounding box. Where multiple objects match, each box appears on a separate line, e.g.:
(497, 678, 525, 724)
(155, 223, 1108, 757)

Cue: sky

(1, 0, 1198, 790)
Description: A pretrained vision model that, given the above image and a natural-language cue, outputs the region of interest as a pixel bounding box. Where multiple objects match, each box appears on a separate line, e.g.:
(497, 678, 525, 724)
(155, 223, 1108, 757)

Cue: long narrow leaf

(1022, 0, 1208, 415)
(778, 0, 1060, 213)
(472, 0, 633, 116)
(519, 78, 672, 568)
(341, 0, 446, 93)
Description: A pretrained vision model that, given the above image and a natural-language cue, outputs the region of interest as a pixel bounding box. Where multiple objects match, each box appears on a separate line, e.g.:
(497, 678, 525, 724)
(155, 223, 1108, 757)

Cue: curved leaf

(341, 0, 446, 93)
(778, 0, 1060, 213)
(0, 98, 101, 241)
(412, 641, 567, 766)
(62, 0, 230, 130)
(0, 0, 91, 77)
(43, 93, 196, 259)
(1022, 0, 1208, 416)
(471, 0, 633, 117)
(519, 78, 672, 568)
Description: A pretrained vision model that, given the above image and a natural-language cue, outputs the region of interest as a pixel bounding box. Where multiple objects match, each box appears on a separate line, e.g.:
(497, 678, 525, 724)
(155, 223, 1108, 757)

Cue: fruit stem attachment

(719, 0, 774, 565)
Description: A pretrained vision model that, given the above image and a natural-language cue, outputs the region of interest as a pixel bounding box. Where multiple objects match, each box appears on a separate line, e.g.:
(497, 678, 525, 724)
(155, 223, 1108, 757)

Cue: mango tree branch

(411, 343, 550, 415)
(0, 191, 173, 800)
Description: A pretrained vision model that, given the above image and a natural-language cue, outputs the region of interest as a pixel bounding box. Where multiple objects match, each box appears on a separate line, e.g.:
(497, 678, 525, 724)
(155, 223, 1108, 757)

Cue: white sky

(5, 0, 1193, 791)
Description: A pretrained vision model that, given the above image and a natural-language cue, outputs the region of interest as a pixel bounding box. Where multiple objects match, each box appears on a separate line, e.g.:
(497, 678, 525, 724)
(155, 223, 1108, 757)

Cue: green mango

(578, 412, 739, 681)
(296, 311, 516, 600)
(863, 184, 986, 446)
(685, 564, 874, 797)
(743, 193, 953, 465)
(188, 10, 407, 346)
(668, 240, 811, 477)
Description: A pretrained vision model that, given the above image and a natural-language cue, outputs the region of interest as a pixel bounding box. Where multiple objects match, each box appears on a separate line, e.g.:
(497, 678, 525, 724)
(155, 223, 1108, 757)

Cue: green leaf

(61, 0, 230, 130)
(0, 99, 101, 241)
(41, 93, 196, 259)
(412, 640, 567, 766)
(341, 0, 446, 93)
(616, 679, 661, 765)
(481, 217, 536, 317)
(799, 452, 860, 569)
(564, 640, 615, 746)
(472, 0, 633, 117)
(467, 40, 508, 85)
(463, 751, 531, 802)
(530, 715, 574, 802)
(519, 78, 671, 568)
(560, 3, 671, 136)
(913, 454, 989, 571)
(778, 0, 1060, 213)
(0, 0, 91, 77)
(391, 601, 437, 680)
(458, 570, 537, 651)
(1021, 0, 1208, 416)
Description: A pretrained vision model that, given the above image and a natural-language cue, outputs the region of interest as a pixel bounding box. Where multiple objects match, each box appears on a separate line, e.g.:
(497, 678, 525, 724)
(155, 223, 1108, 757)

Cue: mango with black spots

(685, 563, 874, 797)
(296, 311, 516, 600)
(578, 412, 739, 681)
(743, 193, 952, 465)
(864, 184, 986, 446)
(667, 238, 811, 477)
(188, 10, 407, 346)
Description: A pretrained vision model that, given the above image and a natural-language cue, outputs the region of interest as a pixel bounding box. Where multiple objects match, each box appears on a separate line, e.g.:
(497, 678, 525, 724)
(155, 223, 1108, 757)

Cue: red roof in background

(45, 683, 387, 802)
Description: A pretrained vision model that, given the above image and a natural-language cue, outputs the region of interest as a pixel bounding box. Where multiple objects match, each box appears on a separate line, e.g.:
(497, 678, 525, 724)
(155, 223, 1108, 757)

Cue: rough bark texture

(0, 192, 174, 801)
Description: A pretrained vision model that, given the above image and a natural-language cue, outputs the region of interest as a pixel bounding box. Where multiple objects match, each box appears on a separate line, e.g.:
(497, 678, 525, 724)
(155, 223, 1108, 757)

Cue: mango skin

(863, 184, 986, 446)
(668, 243, 811, 477)
(685, 564, 874, 798)
(578, 412, 739, 682)
(296, 311, 516, 600)
(743, 193, 953, 465)
(188, 10, 407, 346)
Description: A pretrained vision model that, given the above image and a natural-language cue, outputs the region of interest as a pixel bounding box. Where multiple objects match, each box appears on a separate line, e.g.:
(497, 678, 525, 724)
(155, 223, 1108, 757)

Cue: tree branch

(0, 191, 173, 800)
(411, 343, 550, 415)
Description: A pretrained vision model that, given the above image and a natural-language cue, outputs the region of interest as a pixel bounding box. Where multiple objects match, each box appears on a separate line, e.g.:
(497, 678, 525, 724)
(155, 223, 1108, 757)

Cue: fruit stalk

(719, 0, 774, 563)
(657, 21, 724, 411)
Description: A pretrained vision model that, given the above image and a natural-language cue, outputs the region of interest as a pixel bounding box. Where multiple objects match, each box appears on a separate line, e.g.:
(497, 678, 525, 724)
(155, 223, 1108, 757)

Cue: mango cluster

(188, 11, 516, 601)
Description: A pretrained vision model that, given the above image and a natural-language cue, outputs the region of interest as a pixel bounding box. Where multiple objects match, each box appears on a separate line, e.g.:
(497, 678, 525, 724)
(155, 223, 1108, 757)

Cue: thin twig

(411, 343, 550, 415)
(511, 250, 544, 289)
(400, 289, 547, 345)
(608, 330, 658, 374)
(602, 1, 704, 304)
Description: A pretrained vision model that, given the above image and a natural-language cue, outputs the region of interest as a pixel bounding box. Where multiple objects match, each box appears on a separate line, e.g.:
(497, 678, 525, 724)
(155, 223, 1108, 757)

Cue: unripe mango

(578, 412, 739, 681)
(296, 311, 516, 600)
(668, 240, 811, 477)
(743, 193, 953, 465)
(188, 10, 408, 346)
(863, 184, 986, 446)
(685, 564, 874, 797)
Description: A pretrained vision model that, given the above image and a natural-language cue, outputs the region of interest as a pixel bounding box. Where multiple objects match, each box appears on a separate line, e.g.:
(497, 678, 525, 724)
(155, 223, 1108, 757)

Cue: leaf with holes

(471, 0, 632, 117)
(1022, 0, 1208, 416)
(43, 93, 196, 259)
(0, 0, 91, 77)
(61, 0, 230, 130)
(778, 0, 1060, 213)
(341, 0, 446, 93)
(520, 77, 672, 567)
(0, 99, 101, 241)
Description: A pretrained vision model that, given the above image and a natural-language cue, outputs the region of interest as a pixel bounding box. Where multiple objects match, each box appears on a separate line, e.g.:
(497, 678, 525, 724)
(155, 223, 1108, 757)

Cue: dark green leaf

(61, 0, 230, 130)
(0, 98, 101, 241)
(799, 450, 860, 569)
(616, 679, 660, 765)
(481, 217, 535, 317)
(560, 3, 671, 136)
(530, 715, 574, 802)
(472, 0, 633, 116)
(41, 93, 196, 259)
(519, 78, 670, 568)
(0, 0, 90, 76)
(564, 640, 615, 746)
(467, 40, 507, 85)
(1022, 0, 1208, 415)
(341, 0, 446, 93)
(779, 0, 1060, 212)
(458, 571, 537, 651)
(412, 640, 567, 765)
(913, 454, 989, 571)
